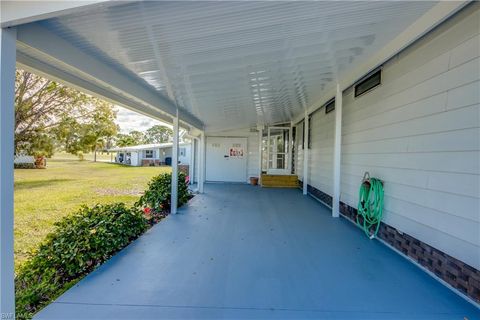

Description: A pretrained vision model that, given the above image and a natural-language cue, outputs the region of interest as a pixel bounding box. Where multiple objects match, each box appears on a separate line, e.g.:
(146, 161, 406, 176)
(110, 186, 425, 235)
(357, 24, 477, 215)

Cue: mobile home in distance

(109, 142, 191, 167)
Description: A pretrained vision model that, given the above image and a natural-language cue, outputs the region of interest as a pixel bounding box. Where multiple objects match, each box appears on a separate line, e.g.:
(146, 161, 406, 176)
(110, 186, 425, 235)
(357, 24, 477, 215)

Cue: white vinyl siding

(339, 6, 480, 269)
(295, 122, 304, 180)
(308, 108, 335, 196)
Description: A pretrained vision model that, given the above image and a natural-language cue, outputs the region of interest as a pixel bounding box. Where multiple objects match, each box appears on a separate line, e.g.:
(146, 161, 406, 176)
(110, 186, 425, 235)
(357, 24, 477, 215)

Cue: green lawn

(14, 158, 170, 270)
(52, 151, 116, 162)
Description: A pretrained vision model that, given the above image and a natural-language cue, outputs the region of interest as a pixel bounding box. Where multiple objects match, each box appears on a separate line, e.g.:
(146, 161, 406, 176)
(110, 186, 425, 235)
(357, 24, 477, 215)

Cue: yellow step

(261, 175, 298, 181)
(261, 174, 299, 188)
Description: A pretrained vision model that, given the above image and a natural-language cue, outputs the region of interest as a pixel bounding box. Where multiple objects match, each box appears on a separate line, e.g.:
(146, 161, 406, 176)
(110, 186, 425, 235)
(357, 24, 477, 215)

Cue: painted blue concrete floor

(35, 184, 479, 319)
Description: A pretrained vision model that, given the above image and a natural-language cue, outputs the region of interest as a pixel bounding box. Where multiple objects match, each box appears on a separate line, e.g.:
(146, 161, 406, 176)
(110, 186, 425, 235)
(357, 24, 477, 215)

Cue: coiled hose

(357, 176, 384, 239)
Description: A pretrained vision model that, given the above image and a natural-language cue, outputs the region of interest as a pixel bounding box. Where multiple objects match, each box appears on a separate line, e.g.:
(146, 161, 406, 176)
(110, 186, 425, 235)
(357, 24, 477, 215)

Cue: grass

(14, 157, 170, 270)
(52, 151, 116, 162)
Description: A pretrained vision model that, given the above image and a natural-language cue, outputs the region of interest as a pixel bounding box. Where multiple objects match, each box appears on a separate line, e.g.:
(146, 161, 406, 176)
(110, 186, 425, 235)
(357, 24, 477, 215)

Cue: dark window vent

(355, 69, 381, 97)
(325, 98, 335, 114)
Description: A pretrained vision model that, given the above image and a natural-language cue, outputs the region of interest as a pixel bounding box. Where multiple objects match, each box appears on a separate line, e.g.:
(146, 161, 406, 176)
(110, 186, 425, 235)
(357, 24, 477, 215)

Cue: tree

(14, 69, 118, 158)
(115, 134, 137, 147)
(115, 130, 145, 147)
(82, 102, 118, 161)
(53, 102, 118, 161)
(15, 70, 87, 156)
(144, 125, 172, 144)
(77, 102, 119, 161)
(128, 130, 146, 144)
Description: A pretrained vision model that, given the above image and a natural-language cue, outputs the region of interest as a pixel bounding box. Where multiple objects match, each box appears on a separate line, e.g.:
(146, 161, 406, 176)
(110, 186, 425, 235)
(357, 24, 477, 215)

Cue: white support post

(258, 127, 263, 184)
(190, 138, 195, 185)
(198, 132, 205, 193)
(171, 109, 179, 214)
(0, 27, 16, 319)
(302, 110, 309, 195)
(267, 127, 271, 171)
(288, 122, 293, 173)
(332, 83, 343, 218)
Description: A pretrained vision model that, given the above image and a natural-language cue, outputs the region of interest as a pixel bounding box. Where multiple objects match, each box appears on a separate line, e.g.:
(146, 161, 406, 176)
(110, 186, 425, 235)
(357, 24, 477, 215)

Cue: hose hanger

(357, 172, 384, 239)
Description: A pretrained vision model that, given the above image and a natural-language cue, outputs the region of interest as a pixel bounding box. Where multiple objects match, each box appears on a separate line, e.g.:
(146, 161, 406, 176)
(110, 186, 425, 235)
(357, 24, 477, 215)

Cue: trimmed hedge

(16, 171, 193, 319)
(14, 163, 35, 169)
(15, 203, 148, 319)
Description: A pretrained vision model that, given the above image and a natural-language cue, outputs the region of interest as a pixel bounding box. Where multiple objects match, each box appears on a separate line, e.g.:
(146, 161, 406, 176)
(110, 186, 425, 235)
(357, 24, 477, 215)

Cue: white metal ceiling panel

(30, 1, 436, 132)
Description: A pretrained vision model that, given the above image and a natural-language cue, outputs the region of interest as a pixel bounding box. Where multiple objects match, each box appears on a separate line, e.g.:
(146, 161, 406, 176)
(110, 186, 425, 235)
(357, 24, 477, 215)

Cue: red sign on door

(229, 147, 244, 158)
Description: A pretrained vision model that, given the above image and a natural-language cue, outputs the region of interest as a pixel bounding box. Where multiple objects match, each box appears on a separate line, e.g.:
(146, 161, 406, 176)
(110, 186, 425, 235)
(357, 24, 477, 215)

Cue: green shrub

(15, 203, 147, 319)
(14, 163, 35, 169)
(135, 172, 190, 213)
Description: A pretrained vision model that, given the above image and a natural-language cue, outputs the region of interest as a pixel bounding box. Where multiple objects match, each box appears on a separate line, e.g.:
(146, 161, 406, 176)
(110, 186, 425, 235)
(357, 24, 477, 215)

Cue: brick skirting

(298, 180, 333, 207)
(302, 182, 480, 304)
(307, 184, 332, 207)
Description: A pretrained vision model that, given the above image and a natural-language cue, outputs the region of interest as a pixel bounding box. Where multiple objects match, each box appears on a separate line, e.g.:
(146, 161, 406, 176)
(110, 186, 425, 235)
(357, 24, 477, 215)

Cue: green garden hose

(357, 174, 384, 239)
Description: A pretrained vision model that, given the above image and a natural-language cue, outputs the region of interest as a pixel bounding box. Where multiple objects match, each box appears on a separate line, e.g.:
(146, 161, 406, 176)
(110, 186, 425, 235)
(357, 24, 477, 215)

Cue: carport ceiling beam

(1, 0, 112, 28)
(15, 23, 204, 130)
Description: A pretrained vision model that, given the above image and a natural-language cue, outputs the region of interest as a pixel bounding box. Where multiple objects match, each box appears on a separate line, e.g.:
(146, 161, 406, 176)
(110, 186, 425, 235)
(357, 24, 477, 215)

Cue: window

(145, 150, 154, 159)
(355, 69, 381, 97)
(301, 121, 305, 150)
(325, 98, 335, 114)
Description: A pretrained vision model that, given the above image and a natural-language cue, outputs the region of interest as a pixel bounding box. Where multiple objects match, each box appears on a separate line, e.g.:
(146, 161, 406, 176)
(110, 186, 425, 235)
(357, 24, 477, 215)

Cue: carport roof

(5, 1, 468, 133)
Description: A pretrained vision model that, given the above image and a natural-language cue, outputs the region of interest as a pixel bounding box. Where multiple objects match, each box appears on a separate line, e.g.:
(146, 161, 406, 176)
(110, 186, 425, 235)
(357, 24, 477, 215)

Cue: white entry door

(266, 126, 291, 175)
(206, 137, 248, 182)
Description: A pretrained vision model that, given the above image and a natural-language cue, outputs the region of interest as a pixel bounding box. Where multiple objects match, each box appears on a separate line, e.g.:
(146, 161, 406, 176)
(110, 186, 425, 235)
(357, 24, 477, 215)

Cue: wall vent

(355, 69, 381, 97)
(325, 98, 335, 114)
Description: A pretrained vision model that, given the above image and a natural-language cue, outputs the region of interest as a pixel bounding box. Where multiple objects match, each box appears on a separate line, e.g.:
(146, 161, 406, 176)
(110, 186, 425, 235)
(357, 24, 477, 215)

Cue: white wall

(160, 148, 172, 163)
(130, 151, 140, 166)
(179, 144, 191, 165)
(308, 108, 335, 196)
(295, 122, 304, 180)
(206, 127, 260, 182)
(192, 139, 199, 183)
(338, 6, 479, 269)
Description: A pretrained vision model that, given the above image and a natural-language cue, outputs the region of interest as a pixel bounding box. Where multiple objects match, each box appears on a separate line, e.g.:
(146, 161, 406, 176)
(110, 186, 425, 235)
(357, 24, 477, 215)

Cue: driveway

(35, 184, 479, 319)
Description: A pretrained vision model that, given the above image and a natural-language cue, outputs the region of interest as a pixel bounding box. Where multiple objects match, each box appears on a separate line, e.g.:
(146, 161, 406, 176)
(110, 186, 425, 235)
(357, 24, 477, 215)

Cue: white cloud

(114, 106, 172, 133)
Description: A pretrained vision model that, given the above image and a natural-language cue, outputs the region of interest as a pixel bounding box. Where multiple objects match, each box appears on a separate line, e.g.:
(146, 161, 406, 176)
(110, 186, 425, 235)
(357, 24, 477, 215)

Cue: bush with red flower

(135, 172, 191, 224)
(142, 206, 167, 226)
